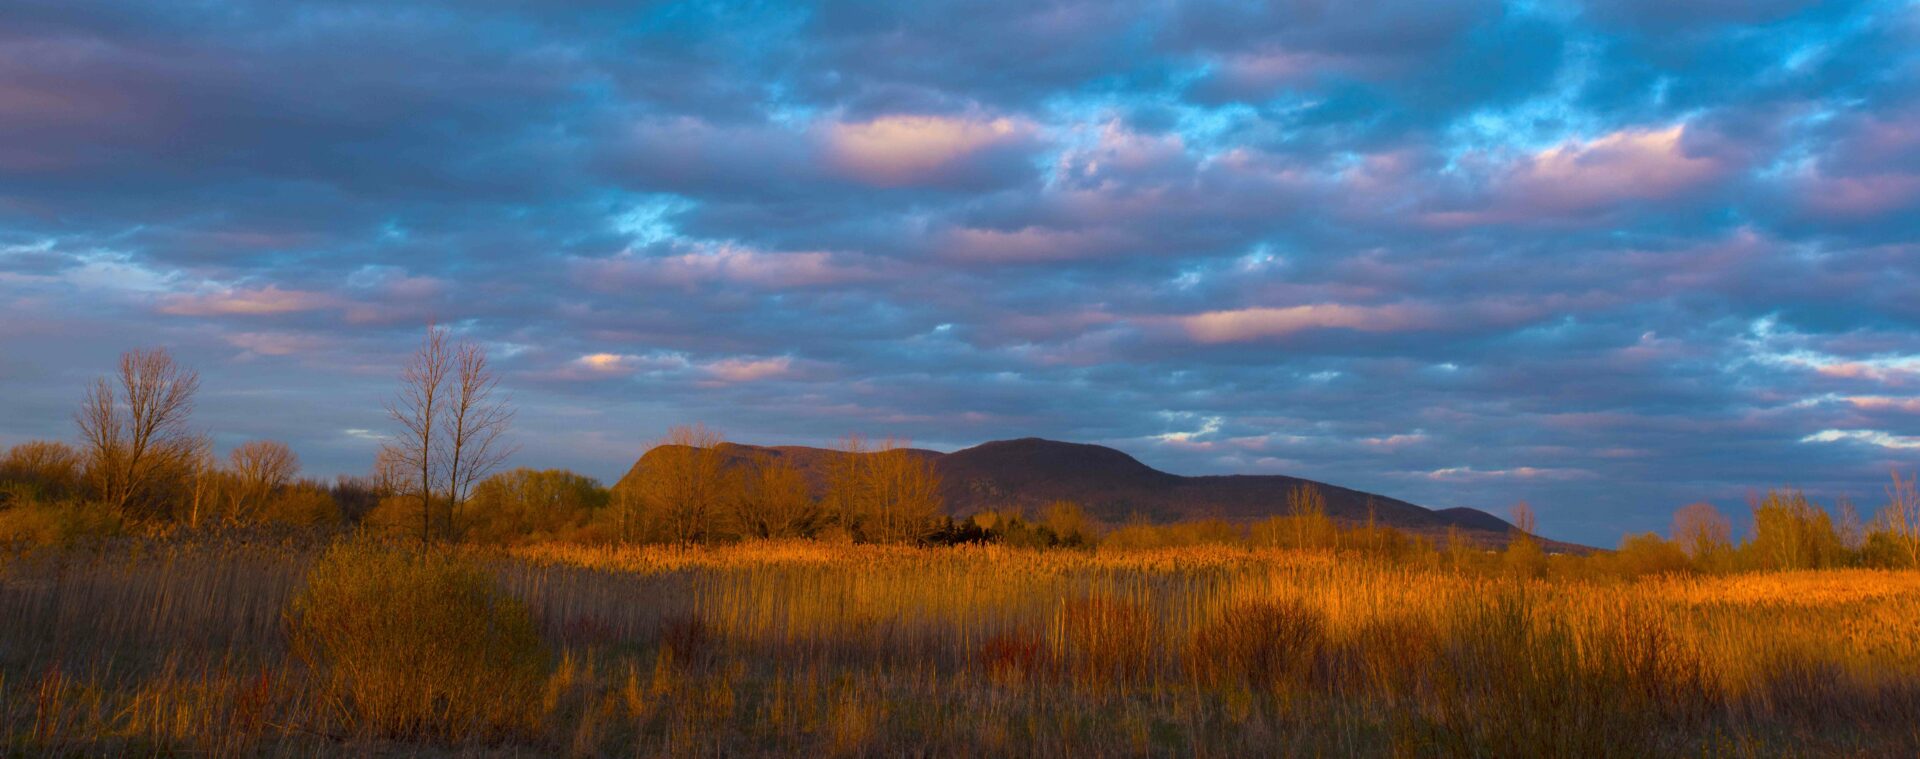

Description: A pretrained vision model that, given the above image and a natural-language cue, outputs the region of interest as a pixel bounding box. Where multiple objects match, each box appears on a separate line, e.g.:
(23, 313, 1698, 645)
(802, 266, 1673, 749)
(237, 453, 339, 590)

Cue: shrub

(1611, 532, 1693, 577)
(1503, 534, 1548, 578)
(981, 630, 1047, 684)
(1100, 518, 1242, 550)
(0, 440, 85, 503)
(288, 535, 548, 741)
(459, 468, 608, 543)
(261, 487, 341, 527)
(0, 500, 124, 546)
(1744, 490, 1844, 571)
(1188, 598, 1327, 690)
(1052, 596, 1156, 688)
(1040, 500, 1098, 547)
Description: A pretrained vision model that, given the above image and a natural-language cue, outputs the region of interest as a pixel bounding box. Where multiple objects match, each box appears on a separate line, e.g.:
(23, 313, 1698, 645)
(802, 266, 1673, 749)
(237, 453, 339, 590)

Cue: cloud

(223, 331, 333, 357)
(1515, 125, 1724, 206)
(1801, 429, 1920, 450)
(575, 244, 883, 291)
(936, 226, 1134, 264)
(1429, 124, 1730, 225)
(823, 114, 1040, 188)
(1174, 304, 1430, 343)
(701, 356, 796, 383)
(1, 0, 1917, 546)
(1418, 466, 1600, 482)
(159, 285, 341, 316)
(545, 352, 691, 381)
(1841, 396, 1920, 413)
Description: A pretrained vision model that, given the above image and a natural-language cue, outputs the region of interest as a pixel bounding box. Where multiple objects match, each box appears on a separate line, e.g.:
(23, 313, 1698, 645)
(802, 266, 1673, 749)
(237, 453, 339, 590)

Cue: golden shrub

(288, 535, 548, 741)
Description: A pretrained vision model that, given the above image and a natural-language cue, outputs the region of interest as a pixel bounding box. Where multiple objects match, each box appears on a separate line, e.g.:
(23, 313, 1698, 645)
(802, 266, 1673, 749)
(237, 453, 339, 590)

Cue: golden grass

(3, 537, 1919, 755)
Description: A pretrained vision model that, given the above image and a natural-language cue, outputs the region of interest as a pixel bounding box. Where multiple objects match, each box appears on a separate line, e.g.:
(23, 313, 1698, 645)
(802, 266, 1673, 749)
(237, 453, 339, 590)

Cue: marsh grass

(288, 536, 549, 741)
(2, 537, 1919, 755)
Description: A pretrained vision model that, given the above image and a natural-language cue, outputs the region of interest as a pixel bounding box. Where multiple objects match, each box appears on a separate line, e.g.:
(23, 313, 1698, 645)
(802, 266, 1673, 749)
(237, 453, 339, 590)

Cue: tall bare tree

(1886, 471, 1920, 568)
(1286, 484, 1333, 549)
(634, 424, 733, 543)
(75, 348, 200, 516)
(824, 433, 869, 532)
(1510, 501, 1538, 536)
(1672, 501, 1732, 560)
(229, 439, 299, 520)
(371, 444, 407, 498)
(861, 438, 943, 543)
(440, 341, 516, 536)
(385, 324, 454, 543)
(733, 454, 821, 538)
(182, 435, 216, 527)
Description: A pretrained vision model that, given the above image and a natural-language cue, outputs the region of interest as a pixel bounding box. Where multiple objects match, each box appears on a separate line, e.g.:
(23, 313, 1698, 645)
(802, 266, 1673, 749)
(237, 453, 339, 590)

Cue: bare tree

(634, 424, 733, 543)
(824, 433, 869, 532)
(1672, 501, 1732, 560)
(1509, 500, 1537, 537)
(440, 341, 516, 536)
(1836, 496, 1865, 551)
(1887, 471, 1920, 568)
(734, 454, 820, 538)
(1287, 484, 1332, 550)
(609, 486, 646, 544)
(385, 324, 454, 544)
(229, 439, 299, 520)
(75, 348, 201, 516)
(861, 438, 943, 543)
(1503, 500, 1547, 576)
(181, 435, 216, 528)
(372, 444, 407, 498)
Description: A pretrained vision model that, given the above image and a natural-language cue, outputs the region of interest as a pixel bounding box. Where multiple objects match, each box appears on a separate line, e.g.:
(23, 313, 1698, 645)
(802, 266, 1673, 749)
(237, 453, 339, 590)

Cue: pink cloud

(223, 331, 331, 357)
(1430, 124, 1727, 225)
(541, 352, 691, 382)
(576, 244, 881, 290)
(1361, 433, 1428, 449)
(1815, 361, 1920, 384)
(1844, 396, 1920, 413)
(1513, 125, 1723, 207)
(823, 114, 1037, 187)
(1791, 172, 1920, 219)
(576, 352, 640, 374)
(159, 285, 341, 316)
(1058, 123, 1191, 184)
(1175, 303, 1429, 343)
(701, 356, 795, 383)
(937, 226, 1132, 264)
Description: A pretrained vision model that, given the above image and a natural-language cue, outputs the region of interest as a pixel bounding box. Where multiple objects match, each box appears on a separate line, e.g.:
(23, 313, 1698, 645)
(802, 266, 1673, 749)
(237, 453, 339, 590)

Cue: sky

(3, 0, 1919, 544)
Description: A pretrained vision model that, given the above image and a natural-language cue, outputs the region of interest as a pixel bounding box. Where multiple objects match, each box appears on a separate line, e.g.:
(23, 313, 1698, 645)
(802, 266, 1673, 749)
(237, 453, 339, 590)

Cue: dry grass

(3, 537, 1919, 755)
(289, 536, 549, 741)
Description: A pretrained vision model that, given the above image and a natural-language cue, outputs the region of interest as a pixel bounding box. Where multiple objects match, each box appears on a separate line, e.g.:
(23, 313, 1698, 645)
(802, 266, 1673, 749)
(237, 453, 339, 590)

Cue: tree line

(0, 327, 955, 546)
(5, 329, 1920, 569)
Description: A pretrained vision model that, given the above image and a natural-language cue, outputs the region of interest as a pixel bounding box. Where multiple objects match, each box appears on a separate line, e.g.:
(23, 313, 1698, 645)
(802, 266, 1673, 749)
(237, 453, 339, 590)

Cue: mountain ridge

(616, 437, 1589, 551)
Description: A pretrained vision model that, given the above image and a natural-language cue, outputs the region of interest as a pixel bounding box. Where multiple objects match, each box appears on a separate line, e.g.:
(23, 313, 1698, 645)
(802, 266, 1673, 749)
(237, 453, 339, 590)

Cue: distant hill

(616, 437, 1587, 551)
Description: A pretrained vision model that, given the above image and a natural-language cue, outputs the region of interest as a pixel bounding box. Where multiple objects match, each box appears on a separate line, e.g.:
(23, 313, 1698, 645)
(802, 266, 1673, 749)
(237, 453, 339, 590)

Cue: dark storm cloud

(4, 0, 1920, 544)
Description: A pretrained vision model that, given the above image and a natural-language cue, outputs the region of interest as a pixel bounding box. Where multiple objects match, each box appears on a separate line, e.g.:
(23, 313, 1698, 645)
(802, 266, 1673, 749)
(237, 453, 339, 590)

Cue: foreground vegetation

(4, 535, 1919, 756)
(6, 343, 1920, 754)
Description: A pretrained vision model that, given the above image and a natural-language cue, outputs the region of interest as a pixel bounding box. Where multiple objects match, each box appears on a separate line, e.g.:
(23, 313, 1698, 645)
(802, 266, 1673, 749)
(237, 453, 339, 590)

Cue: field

(3, 536, 1918, 757)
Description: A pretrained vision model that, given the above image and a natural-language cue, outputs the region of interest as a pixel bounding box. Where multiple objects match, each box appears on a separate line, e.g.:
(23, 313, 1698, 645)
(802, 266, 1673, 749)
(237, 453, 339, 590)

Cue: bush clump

(0, 500, 124, 546)
(288, 535, 548, 741)
(1188, 598, 1327, 690)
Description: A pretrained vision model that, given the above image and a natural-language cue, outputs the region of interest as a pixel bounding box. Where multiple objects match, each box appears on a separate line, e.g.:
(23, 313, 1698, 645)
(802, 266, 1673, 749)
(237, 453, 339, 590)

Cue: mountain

(616, 437, 1585, 551)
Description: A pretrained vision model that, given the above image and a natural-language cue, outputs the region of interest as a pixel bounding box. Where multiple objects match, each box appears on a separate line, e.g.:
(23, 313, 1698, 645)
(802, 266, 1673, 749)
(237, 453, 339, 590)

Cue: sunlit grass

(3, 537, 1918, 755)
